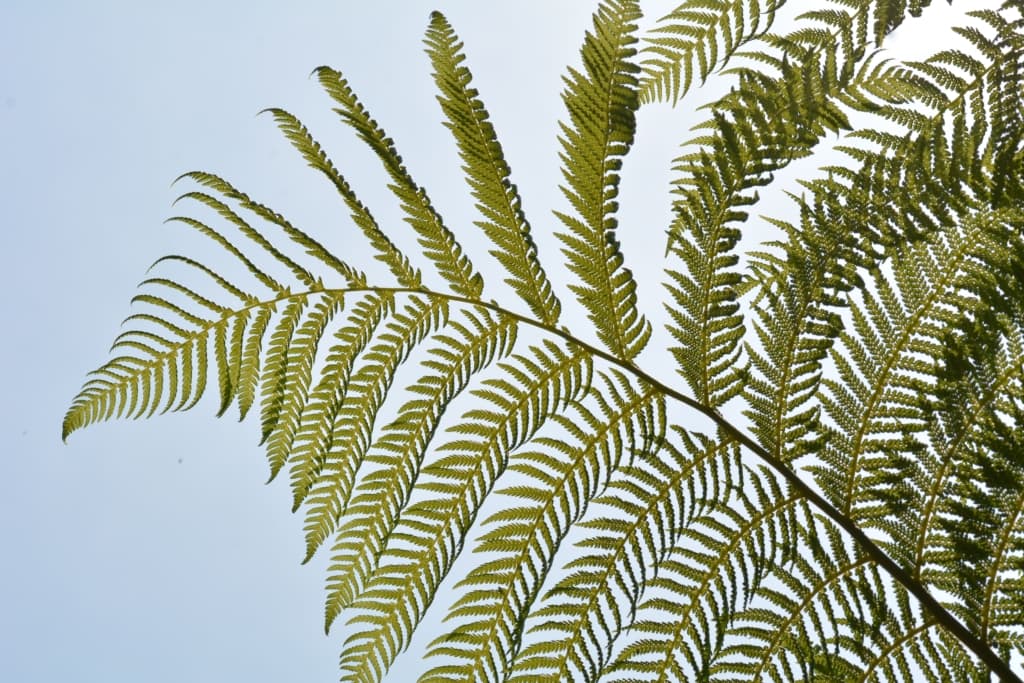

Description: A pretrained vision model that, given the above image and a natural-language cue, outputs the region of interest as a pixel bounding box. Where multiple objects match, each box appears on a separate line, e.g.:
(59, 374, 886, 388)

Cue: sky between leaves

(0, 1, 999, 681)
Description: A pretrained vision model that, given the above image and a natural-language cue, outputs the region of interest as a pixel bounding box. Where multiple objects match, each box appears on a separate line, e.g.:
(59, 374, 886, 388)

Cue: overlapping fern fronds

(65, 1, 1024, 681)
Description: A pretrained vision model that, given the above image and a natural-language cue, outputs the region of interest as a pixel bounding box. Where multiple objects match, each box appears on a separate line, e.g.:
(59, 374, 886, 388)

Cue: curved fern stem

(318, 284, 1020, 683)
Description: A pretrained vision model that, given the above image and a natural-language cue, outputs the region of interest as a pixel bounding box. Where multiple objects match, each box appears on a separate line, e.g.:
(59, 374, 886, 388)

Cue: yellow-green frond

(315, 66, 483, 299)
(554, 0, 651, 361)
(425, 12, 561, 326)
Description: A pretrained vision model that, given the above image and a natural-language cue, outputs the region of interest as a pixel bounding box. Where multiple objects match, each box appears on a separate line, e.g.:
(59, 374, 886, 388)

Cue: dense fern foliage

(65, 1, 1024, 681)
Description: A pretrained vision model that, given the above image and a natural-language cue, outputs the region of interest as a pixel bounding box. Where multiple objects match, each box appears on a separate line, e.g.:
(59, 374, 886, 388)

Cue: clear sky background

(0, 2, 1000, 682)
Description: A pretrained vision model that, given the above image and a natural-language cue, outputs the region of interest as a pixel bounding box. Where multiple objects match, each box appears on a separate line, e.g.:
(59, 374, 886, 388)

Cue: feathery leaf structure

(639, 0, 784, 104)
(554, 0, 651, 361)
(424, 12, 561, 326)
(64, 2, 1024, 681)
(315, 66, 482, 299)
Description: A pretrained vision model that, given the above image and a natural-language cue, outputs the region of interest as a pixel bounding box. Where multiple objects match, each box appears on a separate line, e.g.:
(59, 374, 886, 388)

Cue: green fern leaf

(554, 0, 651, 361)
(425, 12, 561, 326)
(315, 66, 482, 298)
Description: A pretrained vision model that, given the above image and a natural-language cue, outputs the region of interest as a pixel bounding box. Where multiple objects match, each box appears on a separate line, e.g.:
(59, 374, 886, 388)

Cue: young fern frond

(64, 2, 1024, 682)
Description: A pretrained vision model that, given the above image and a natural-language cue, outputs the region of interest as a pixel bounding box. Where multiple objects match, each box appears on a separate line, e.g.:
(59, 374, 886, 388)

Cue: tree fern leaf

(639, 0, 782, 105)
(258, 295, 310, 464)
(262, 291, 344, 480)
(335, 343, 594, 680)
(428, 373, 664, 683)
(424, 12, 561, 326)
(163, 214, 285, 295)
(314, 66, 482, 298)
(321, 308, 516, 625)
(261, 107, 421, 289)
(287, 292, 394, 534)
(172, 190, 319, 290)
(509, 431, 732, 683)
(237, 305, 271, 421)
(213, 319, 233, 417)
(297, 295, 447, 569)
(179, 171, 364, 287)
(151, 255, 258, 306)
(554, 0, 650, 361)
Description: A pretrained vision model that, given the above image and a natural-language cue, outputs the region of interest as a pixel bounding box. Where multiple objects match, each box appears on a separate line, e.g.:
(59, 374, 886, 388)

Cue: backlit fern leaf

(298, 295, 447, 557)
(319, 307, 516, 628)
(605, 467, 801, 682)
(555, 0, 651, 361)
(315, 66, 482, 299)
(513, 431, 735, 683)
(424, 12, 561, 326)
(287, 292, 394, 528)
(639, 0, 783, 104)
(63, 3, 1024, 682)
(428, 371, 665, 683)
(262, 108, 421, 289)
(323, 339, 590, 635)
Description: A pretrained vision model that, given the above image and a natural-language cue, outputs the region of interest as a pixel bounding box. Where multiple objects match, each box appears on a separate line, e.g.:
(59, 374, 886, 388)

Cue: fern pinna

(64, 2, 1024, 681)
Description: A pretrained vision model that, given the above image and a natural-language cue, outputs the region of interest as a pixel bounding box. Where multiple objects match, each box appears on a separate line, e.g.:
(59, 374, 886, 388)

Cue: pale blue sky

(1, 2, 1000, 682)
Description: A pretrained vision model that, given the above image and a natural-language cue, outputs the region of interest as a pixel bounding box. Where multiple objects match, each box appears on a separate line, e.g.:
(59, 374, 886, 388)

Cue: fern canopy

(65, 2, 1024, 682)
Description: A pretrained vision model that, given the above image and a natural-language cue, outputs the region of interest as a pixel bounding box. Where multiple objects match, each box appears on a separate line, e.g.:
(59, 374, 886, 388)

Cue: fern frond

(510, 430, 732, 683)
(261, 108, 421, 289)
(259, 293, 323, 477)
(665, 6, 864, 407)
(426, 371, 664, 683)
(286, 292, 394, 525)
(639, 0, 782, 104)
(336, 340, 594, 681)
(261, 292, 345, 475)
(604, 467, 800, 682)
(296, 294, 447, 557)
(178, 171, 363, 286)
(64, 3, 1024, 681)
(320, 307, 516, 627)
(425, 12, 561, 326)
(314, 66, 482, 299)
(554, 0, 651, 361)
